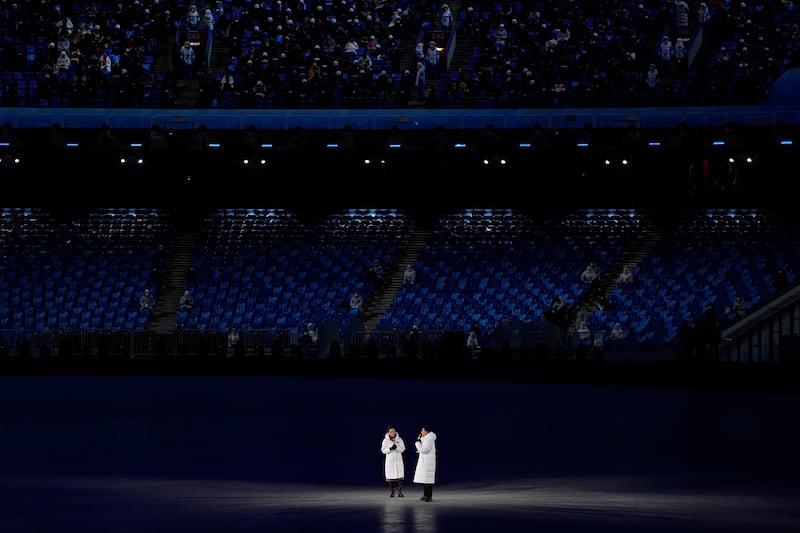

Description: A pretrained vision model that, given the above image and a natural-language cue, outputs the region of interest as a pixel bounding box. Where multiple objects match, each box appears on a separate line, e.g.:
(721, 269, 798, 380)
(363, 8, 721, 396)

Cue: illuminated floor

(1, 375, 798, 532)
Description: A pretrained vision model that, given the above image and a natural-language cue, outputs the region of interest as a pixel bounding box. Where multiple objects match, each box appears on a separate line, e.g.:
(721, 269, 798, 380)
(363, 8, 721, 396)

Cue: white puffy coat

(413, 431, 437, 484)
(381, 432, 406, 481)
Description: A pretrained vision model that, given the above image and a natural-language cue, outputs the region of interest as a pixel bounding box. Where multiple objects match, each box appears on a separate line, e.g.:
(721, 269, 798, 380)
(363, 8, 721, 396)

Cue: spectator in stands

(139, 289, 155, 312)
(180, 41, 196, 80)
(494, 23, 508, 51)
(375, 69, 392, 99)
(344, 36, 360, 56)
(593, 331, 606, 360)
(186, 5, 201, 28)
(179, 290, 194, 311)
(220, 72, 235, 94)
(253, 80, 267, 99)
(99, 51, 112, 77)
(350, 291, 364, 312)
(645, 63, 661, 102)
(228, 328, 243, 358)
(619, 266, 634, 284)
(415, 42, 425, 63)
(697, 2, 711, 26)
(395, 69, 414, 106)
(572, 302, 590, 329)
(203, 8, 215, 31)
(610, 322, 626, 341)
(546, 296, 573, 333)
(385, 35, 402, 74)
(305, 323, 319, 344)
(674, 38, 687, 76)
(368, 259, 385, 287)
(301, 323, 318, 356)
(321, 33, 338, 57)
(355, 53, 373, 73)
(56, 49, 71, 74)
(469, 321, 481, 339)
(366, 35, 380, 55)
(467, 328, 481, 356)
(403, 264, 417, 285)
(381, 425, 406, 498)
(725, 295, 747, 319)
(596, 294, 610, 312)
(577, 320, 592, 342)
(463, 6, 480, 38)
(425, 41, 440, 81)
(440, 4, 454, 29)
(580, 262, 598, 284)
(176, 325, 189, 357)
(674, 0, 690, 28)
(415, 61, 426, 100)
(406, 325, 422, 358)
(658, 37, 674, 69)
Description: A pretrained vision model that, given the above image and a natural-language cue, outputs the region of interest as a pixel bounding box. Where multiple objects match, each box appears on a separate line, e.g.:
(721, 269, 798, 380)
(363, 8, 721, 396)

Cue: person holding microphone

(413, 426, 437, 502)
(381, 426, 406, 497)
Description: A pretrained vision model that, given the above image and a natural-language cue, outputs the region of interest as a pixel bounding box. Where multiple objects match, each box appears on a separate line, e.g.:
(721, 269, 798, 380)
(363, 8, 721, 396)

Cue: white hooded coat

(413, 431, 437, 484)
(381, 432, 406, 481)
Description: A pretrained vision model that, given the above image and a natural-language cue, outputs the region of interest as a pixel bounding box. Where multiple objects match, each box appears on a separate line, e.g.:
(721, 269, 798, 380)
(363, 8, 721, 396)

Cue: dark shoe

(420, 496, 427, 501)
(398, 491, 404, 498)
(390, 489, 395, 497)
(423, 497, 432, 502)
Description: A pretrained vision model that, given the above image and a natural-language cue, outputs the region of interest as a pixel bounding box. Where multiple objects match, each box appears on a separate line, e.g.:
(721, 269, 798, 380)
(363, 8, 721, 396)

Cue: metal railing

(0, 328, 298, 359)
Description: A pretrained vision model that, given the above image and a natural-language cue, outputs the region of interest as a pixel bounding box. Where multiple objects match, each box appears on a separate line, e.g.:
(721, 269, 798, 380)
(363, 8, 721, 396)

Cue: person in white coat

(413, 426, 437, 502)
(381, 426, 406, 497)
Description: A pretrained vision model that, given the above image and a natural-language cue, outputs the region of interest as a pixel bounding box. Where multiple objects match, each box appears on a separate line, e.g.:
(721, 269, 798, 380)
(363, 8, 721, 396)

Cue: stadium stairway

(360, 226, 432, 330)
(150, 229, 202, 334)
(583, 219, 668, 315)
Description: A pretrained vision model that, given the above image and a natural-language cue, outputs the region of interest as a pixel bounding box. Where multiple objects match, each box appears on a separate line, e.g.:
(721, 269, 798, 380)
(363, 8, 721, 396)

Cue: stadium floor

(0, 362, 799, 532)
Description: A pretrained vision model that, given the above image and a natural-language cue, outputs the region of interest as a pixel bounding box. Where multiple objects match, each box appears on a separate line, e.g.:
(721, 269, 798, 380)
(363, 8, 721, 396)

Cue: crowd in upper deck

(2, 0, 799, 109)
